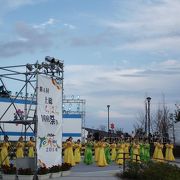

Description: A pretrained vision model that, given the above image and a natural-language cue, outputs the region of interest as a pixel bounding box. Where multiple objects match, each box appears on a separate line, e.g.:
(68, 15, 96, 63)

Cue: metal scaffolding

(0, 57, 64, 141)
(63, 96, 86, 141)
(0, 56, 64, 179)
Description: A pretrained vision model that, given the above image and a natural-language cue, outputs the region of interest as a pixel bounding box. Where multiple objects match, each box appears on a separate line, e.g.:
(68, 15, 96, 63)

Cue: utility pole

(145, 100, 148, 136)
(107, 105, 110, 137)
(146, 97, 151, 136)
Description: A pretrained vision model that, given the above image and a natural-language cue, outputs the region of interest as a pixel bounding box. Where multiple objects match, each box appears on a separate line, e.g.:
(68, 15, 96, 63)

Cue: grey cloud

(0, 22, 53, 57)
(86, 89, 144, 97)
(120, 69, 180, 78)
(70, 30, 114, 47)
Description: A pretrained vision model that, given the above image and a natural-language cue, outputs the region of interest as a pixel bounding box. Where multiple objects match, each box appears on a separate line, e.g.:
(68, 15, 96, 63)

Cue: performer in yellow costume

(0, 135, 11, 166)
(74, 139, 82, 164)
(116, 140, 125, 165)
(16, 136, 24, 158)
(165, 141, 175, 161)
(26, 137, 35, 158)
(94, 140, 100, 162)
(156, 140, 164, 162)
(132, 139, 140, 162)
(110, 140, 117, 161)
(63, 140, 68, 163)
(124, 139, 130, 159)
(153, 141, 158, 160)
(97, 139, 108, 167)
(65, 137, 75, 166)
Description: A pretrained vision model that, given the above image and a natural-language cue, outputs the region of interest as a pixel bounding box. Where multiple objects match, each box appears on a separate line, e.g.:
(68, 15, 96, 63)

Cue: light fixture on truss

(26, 64, 33, 71)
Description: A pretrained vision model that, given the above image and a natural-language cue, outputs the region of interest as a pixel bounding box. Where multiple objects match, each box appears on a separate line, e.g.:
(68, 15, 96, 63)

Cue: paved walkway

(51, 158, 180, 180)
(53, 162, 122, 180)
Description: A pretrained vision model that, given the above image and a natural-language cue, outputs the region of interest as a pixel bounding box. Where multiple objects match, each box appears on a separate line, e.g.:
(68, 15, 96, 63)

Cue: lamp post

(146, 97, 151, 136)
(107, 105, 110, 137)
(170, 113, 175, 144)
(145, 100, 148, 136)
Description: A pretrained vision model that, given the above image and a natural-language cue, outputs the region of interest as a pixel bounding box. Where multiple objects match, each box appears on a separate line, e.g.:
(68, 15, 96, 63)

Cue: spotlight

(34, 63, 42, 70)
(50, 63, 55, 70)
(59, 62, 63, 69)
(56, 67, 61, 73)
(55, 60, 60, 65)
(43, 63, 48, 69)
(45, 56, 55, 63)
(26, 64, 33, 71)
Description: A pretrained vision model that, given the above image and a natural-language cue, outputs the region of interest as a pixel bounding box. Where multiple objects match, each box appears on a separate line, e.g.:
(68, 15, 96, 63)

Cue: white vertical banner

(37, 75, 62, 167)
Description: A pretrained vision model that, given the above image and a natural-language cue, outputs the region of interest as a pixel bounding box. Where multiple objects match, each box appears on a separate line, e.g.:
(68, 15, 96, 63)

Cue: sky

(0, 0, 180, 133)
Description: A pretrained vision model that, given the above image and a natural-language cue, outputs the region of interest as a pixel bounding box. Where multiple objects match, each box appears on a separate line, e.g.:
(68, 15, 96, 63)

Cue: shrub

(18, 168, 33, 175)
(37, 167, 49, 175)
(60, 163, 72, 171)
(117, 161, 180, 180)
(2, 164, 16, 174)
(141, 162, 180, 180)
(118, 161, 142, 179)
(49, 165, 61, 173)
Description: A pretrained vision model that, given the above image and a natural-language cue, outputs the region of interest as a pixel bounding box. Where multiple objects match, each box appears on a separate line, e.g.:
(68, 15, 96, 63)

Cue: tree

(174, 105, 180, 123)
(153, 96, 171, 138)
(134, 111, 146, 131)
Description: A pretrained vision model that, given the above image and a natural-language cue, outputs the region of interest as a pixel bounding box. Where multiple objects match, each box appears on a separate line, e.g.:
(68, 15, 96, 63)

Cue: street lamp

(146, 97, 151, 136)
(145, 100, 148, 136)
(107, 105, 110, 137)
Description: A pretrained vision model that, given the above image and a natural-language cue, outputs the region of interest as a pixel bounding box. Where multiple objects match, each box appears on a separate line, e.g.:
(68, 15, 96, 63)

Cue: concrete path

(53, 162, 122, 180)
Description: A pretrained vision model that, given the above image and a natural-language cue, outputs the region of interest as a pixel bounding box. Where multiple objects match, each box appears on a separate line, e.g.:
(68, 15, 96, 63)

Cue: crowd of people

(63, 136, 175, 167)
(0, 135, 175, 168)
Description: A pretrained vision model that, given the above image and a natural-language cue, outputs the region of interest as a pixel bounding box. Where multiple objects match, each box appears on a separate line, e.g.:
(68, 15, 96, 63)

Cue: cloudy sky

(0, 0, 180, 132)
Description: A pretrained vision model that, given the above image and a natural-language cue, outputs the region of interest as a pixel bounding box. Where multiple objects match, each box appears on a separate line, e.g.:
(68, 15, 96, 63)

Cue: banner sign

(37, 75, 62, 167)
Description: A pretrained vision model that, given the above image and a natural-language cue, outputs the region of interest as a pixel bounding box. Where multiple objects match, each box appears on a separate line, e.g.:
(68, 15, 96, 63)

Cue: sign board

(37, 75, 62, 167)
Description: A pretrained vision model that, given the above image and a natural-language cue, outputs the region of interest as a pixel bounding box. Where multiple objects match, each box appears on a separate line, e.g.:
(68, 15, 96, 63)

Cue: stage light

(43, 63, 48, 69)
(45, 56, 55, 63)
(59, 62, 63, 69)
(26, 64, 33, 71)
(50, 63, 55, 70)
(56, 67, 61, 73)
(34, 63, 42, 70)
